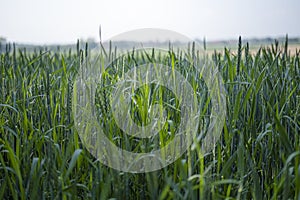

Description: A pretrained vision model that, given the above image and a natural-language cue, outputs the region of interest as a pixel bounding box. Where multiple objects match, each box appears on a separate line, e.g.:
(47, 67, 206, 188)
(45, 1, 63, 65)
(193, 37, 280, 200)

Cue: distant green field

(0, 38, 299, 199)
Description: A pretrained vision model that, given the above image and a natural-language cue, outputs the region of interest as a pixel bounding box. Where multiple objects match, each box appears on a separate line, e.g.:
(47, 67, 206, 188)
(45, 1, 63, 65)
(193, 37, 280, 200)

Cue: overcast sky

(1, 0, 299, 44)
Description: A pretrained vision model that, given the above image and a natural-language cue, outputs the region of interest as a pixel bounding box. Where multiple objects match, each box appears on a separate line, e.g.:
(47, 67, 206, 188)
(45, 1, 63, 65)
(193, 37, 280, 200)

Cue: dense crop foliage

(0, 38, 299, 199)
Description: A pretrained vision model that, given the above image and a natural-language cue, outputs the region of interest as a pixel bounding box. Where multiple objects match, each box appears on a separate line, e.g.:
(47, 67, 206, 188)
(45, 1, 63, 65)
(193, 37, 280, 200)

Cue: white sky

(1, 0, 299, 44)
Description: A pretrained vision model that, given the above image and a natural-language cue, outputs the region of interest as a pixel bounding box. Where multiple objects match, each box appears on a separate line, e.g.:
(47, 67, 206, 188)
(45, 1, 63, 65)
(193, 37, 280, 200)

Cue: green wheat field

(0, 37, 299, 199)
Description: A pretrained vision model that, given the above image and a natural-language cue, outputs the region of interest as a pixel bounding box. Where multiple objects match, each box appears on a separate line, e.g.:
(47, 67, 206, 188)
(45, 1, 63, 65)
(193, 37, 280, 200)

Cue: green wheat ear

(237, 36, 242, 76)
(245, 42, 249, 68)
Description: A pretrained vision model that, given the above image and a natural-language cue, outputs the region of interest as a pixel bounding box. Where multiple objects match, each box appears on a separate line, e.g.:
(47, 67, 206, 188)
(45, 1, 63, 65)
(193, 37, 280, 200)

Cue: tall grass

(0, 38, 299, 199)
